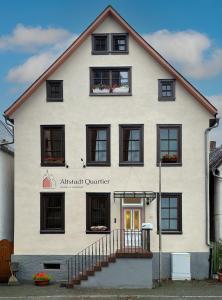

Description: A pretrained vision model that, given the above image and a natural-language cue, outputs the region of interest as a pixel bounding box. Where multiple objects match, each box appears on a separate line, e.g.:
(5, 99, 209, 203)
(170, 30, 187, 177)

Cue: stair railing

(67, 228, 151, 285)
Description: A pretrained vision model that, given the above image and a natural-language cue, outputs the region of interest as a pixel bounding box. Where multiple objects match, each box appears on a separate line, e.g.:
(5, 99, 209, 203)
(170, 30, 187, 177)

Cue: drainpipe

(0, 116, 14, 147)
(205, 116, 219, 246)
(212, 168, 222, 241)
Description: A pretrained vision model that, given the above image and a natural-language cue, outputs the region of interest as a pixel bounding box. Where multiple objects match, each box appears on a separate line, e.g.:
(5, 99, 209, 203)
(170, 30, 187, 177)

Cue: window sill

(41, 162, 65, 167)
(86, 230, 110, 234)
(91, 51, 109, 55)
(158, 97, 175, 101)
(40, 230, 65, 234)
(156, 162, 182, 167)
(110, 51, 129, 55)
(119, 162, 144, 167)
(90, 93, 132, 97)
(86, 162, 111, 167)
(157, 231, 182, 235)
(46, 98, 63, 102)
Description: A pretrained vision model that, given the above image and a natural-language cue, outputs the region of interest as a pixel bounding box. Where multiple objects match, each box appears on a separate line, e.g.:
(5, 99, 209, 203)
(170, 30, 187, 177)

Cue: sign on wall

(42, 170, 110, 189)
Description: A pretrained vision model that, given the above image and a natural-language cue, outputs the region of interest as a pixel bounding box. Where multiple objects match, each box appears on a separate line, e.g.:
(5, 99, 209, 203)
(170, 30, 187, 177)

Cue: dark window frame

(158, 79, 176, 101)
(119, 124, 144, 166)
(46, 80, 63, 102)
(40, 192, 65, 234)
(41, 125, 65, 167)
(86, 193, 111, 234)
(90, 67, 132, 96)
(111, 33, 129, 54)
(86, 125, 111, 166)
(157, 193, 182, 234)
(157, 124, 182, 167)
(92, 34, 109, 54)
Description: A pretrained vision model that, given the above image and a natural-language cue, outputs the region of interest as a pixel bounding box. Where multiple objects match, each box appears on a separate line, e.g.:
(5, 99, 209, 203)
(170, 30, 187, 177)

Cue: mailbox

(142, 223, 153, 230)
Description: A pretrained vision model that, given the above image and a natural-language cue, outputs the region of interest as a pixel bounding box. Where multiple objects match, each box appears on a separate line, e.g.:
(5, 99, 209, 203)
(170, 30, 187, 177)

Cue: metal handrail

(67, 228, 151, 285)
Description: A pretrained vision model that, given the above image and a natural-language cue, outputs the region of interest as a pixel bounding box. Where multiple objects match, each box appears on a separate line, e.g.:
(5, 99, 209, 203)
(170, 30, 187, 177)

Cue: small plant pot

(217, 272, 222, 282)
(34, 280, 49, 286)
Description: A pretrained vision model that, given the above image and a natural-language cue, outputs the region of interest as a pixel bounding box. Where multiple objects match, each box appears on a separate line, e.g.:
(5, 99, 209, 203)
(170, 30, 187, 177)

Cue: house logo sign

(42, 170, 56, 189)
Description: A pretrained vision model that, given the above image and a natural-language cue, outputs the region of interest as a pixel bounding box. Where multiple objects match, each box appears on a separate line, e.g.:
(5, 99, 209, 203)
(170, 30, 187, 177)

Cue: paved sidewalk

(1, 280, 222, 299)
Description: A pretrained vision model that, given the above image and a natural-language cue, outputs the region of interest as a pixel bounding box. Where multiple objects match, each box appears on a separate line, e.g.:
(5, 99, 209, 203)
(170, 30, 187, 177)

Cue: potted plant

(33, 272, 51, 286)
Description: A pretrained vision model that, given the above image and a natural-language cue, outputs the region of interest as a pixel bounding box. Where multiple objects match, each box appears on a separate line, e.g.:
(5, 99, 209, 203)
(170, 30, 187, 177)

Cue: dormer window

(92, 34, 108, 54)
(112, 34, 128, 53)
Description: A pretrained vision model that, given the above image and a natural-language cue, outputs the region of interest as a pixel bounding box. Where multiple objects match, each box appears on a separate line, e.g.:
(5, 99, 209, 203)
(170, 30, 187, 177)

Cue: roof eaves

(4, 5, 217, 118)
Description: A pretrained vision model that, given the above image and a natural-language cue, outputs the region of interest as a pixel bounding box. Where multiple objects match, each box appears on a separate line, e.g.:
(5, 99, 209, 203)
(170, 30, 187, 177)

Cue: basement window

(44, 263, 60, 270)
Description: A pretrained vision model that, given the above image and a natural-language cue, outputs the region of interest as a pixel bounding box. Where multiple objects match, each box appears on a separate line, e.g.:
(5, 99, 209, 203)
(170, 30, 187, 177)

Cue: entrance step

(78, 258, 153, 288)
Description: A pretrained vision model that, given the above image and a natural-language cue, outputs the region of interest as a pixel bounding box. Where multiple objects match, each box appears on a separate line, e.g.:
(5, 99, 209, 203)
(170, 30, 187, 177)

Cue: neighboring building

(0, 120, 14, 241)
(4, 6, 218, 285)
(209, 142, 222, 242)
(0, 120, 14, 283)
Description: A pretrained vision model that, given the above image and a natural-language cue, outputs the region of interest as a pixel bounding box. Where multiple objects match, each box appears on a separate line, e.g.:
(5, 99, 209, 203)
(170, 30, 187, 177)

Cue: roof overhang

(4, 5, 217, 118)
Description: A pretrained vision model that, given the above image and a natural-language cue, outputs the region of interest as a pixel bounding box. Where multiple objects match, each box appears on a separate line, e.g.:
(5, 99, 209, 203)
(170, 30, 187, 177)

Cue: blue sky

(1, 0, 222, 141)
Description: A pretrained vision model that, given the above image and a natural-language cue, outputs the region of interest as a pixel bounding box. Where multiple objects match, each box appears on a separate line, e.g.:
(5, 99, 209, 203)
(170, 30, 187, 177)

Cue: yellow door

(124, 208, 141, 247)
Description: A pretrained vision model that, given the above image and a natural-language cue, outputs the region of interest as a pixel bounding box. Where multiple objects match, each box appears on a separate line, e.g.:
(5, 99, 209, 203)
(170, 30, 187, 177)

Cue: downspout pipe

(0, 116, 14, 146)
(205, 116, 219, 246)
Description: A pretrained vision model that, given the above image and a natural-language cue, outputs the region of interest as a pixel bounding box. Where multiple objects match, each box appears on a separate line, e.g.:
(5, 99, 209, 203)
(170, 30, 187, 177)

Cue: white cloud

(6, 52, 56, 83)
(144, 30, 222, 80)
(6, 34, 78, 84)
(0, 24, 72, 52)
(207, 94, 222, 144)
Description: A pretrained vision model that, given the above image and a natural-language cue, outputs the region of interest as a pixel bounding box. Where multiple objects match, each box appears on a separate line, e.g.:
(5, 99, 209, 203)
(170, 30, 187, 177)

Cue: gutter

(205, 116, 219, 246)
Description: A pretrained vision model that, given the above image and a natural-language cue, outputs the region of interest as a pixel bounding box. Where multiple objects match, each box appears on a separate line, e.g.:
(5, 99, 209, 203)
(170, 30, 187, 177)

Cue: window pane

(130, 129, 140, 140)
(98, 129, 106, 140)
(88, 127, 109, 163)
(131, 151, 140, 161)
(113, 35, 127, 51)
(160, 129, 168, 139)
(170, 220, 177, 230)
(122, 127, 141, 163)
(162, 220, 169, 230)
(170, 198, 178, 207)
(112, 70, 129, 93)
(169, 140, 178, 151)
(160, 140, 168, 151)
(169, 129, 177, 139)
(42, 127, 64, 164)
(94, 36, 107, 51)
(88, 194, 110, 231)
(162, 209, 169, 218)
(161, 198, 169, 207)
(98, 151, 106, 161)
(170, 209, 177, 218)
(131, 141, 140, 150)
(41, 194, 64, 232)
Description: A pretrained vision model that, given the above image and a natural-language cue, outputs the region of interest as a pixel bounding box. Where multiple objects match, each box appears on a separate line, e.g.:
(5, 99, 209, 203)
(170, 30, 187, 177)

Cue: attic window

(92, 34, 108, 54)
(158, 79, 175, 101)
(112, 34, 128, 53)
(90, 67, 131, 95)
(46, 80, 63, 102)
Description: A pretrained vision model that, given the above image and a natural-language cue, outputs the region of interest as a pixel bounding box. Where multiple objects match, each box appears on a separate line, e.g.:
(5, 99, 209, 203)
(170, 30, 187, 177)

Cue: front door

(123, 208, 142, 247)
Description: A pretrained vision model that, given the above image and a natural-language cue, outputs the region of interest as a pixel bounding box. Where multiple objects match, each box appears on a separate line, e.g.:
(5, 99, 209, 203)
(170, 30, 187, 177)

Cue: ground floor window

(40, 192, 65, 234)
(157, 193, 182, 234)
(86, 193, 110, 233)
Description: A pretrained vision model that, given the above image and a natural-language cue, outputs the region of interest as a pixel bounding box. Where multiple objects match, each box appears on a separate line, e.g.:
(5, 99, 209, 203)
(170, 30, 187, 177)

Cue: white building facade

(4, 6, 217, 284)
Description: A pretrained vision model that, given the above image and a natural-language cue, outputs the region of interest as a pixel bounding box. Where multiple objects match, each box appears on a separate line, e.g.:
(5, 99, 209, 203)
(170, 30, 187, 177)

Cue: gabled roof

(210, 146, 222, 170)
(0, 120, 14, 154)
(4, 5, 217, 118)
